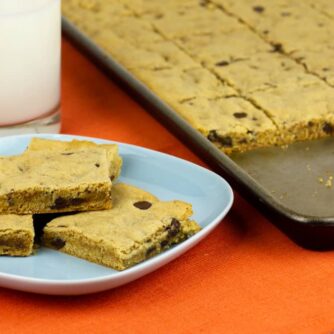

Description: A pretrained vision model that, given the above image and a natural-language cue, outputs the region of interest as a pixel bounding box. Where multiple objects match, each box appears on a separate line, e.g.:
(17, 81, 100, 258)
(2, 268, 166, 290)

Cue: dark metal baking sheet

(62, 17, 334, 249)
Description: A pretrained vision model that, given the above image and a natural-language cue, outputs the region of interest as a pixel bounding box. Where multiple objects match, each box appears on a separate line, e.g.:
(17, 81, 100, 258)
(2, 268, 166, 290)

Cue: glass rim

(0, 0, 59, 17)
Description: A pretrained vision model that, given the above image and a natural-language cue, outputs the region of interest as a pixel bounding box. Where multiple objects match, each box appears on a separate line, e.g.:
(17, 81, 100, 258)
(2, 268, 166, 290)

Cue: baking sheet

(62, 17, 334, 249)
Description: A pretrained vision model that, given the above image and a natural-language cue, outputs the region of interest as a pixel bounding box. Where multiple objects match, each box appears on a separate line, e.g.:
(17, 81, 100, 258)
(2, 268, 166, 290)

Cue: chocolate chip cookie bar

(27, 138, 122, 181)
(0, 149, 113, 214)
(0, 215, 34, 256)
(43, 183, 201, 270)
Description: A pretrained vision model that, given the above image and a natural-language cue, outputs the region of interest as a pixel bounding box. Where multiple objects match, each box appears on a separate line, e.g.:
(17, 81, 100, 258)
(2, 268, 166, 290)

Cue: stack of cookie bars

(0, 138, 200, 270)
(63, 0, 334, 154)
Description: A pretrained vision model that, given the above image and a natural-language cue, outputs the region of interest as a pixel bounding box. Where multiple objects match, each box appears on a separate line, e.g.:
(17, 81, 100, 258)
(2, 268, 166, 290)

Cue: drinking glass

(0, 0, 61, 135)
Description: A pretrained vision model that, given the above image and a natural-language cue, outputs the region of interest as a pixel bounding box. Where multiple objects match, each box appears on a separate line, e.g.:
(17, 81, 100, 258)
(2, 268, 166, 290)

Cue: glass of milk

(0, 0, 61, 135)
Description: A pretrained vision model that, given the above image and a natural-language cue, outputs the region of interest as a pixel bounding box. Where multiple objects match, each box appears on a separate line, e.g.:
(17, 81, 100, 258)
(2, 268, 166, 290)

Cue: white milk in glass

(0, 0, 60, 127)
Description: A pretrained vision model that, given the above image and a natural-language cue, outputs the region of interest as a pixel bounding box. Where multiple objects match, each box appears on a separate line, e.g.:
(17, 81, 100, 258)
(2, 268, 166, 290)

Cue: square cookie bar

(0, 215, 34, 256)
(43, 183, 201, 270)
(26, 138, 122, 181)
(0, 149, 113, 214)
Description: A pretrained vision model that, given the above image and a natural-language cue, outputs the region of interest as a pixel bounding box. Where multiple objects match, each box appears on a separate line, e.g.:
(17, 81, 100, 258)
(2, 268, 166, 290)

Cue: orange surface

(2, 39, 334, 334)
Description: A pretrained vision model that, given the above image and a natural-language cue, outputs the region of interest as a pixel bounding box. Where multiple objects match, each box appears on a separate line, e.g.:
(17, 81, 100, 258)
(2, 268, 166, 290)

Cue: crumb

(281, 144, 289, 150)
(325, 176, 333, 188)
(279, 192, 288, 200)
(306, 164, 311, 171)
(305, 146, 310, 151)
(318, 176, 333, 188)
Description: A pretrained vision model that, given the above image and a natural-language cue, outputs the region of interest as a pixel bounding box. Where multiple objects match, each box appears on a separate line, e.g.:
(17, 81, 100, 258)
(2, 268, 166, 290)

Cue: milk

(0, 0, 60, 125)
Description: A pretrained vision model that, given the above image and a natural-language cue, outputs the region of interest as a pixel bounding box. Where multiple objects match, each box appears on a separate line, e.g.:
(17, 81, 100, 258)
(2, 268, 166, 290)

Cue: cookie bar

(173, 96, 277, 154)
(0, 215, 34, 256)
(27, 138, 122, 181)
(0, 149, 112, 214)
(42, 183, 201, 270)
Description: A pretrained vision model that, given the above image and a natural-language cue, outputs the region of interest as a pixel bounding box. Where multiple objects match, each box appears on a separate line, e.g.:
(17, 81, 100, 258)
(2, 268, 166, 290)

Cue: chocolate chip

(199, 0, 209, 6)
(221, 138, 233, 147)
(253, 5, 264, 13)
(95, 163, 100, 168)
(133, 201, 152, 210)
(50, 237, 66, 249)
(61, 152, 74, 155)
(18, 166, 24, 172)
(218, 136, 233, 147)
(238, 138, 248, 144)
(110, 175, 115, 181)
(323, 67, 330, 72)
(7, 194, 15, 206)
(308, 121, 314, 127)
(180, 97, 196, 104)
(71, 198, 85, 206)
(215, 60, 229, 67)
(152, 66, 170, 71)
(271, 43, 283, 53)
(160, 240, 169, 248)
(171, 218, 180, 228)
(0, 240, 25, 249)
(146, 246, 156, 256)
(51, 198, 67, 209)
(166, 218, 181, 238)
(323, 122, 334, 134)
(207, 130, 219, 141)
(263, 30, 269, 34)
(16, 242, 25, 249)
(233, 112, 248, 119)
(51, 197, 85, 209)
(281, 11, 291, 16)
(207, 130, 233, 147)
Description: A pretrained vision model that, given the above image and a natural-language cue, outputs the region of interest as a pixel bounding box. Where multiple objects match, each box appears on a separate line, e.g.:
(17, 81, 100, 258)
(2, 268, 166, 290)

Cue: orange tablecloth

(2, 39, 334, 334)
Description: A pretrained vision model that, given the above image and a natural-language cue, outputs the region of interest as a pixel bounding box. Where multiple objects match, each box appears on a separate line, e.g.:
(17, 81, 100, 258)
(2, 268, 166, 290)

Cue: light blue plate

(0, 134, 233, 295)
